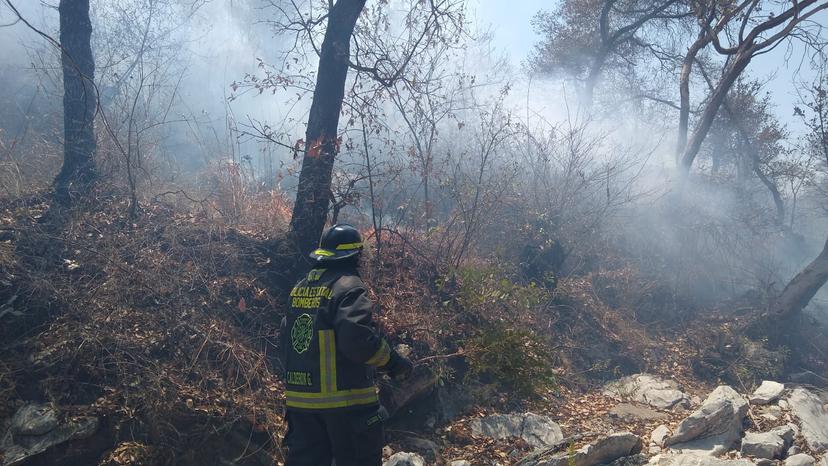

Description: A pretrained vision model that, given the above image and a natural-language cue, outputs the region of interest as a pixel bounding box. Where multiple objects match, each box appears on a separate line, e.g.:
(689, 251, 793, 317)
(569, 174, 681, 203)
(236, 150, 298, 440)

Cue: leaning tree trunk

(288, 0, 367, 258)
(676, 33, 709, 160)
(679, 51, 751, 172)
(771, 236, 828, 320)
(56, 0, 97, 198)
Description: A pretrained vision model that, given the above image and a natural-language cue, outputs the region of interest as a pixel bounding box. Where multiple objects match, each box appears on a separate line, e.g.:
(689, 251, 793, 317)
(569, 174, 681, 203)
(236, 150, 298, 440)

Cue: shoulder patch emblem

(307, 269, 326, 282)
(291, 313, 314, 354)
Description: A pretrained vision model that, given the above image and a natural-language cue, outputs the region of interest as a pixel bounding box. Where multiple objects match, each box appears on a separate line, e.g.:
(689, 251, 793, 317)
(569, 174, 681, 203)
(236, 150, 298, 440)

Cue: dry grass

(1, 185, 820, 465)
(0, 188, 288, 464)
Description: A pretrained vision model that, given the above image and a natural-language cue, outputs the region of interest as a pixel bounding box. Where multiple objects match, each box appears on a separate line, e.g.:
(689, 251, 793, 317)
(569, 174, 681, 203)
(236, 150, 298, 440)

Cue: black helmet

(309, 224, 364, 262)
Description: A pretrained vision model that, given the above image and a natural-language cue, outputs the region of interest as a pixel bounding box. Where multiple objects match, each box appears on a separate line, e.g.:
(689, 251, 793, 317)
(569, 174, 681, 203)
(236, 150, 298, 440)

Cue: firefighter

(280, 224, 414, 466)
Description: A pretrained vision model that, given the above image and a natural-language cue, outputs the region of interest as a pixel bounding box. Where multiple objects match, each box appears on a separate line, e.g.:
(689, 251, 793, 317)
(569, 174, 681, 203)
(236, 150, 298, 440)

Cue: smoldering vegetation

(0, 0, 828, 464)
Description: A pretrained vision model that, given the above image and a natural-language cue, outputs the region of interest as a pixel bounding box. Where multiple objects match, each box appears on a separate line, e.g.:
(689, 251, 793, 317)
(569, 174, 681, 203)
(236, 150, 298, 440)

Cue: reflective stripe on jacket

(281, 266, 393, 411)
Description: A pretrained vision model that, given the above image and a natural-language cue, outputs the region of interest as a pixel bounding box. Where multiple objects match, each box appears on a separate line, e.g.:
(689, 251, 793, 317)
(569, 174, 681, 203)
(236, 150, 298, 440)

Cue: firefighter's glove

(385, 352, 414, 380)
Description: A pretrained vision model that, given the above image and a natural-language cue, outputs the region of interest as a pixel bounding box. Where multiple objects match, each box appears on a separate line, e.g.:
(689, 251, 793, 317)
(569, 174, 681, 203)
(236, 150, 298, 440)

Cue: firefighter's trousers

(283, 406, 384, 466)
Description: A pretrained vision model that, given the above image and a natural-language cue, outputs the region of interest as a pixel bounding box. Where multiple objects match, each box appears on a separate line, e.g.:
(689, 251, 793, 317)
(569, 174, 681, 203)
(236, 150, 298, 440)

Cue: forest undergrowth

(0, 188, 825, 465)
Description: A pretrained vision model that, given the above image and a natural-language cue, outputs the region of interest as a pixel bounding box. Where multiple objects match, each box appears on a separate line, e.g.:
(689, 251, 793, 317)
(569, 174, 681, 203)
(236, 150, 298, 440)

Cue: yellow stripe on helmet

(335, 242, 363, 250)
(312, 249, 335, 257)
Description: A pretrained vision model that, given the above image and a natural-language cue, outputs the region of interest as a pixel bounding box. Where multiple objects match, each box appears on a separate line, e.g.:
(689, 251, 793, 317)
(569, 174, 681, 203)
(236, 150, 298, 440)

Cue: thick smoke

(0, 0, 826, 324)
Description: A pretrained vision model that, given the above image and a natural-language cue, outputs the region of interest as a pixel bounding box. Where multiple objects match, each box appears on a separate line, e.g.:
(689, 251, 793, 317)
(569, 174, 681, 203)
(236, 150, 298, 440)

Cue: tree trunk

(584, 0, 614, 107)
(751, 154, 785, 226)
(680, 52, 751, 172)
(582, 48, 609, 108)
(771, 236, 828, 319)
(56, 0, 97, 197)
(288, 0, 367, 258)
(676, 34, 709, 160)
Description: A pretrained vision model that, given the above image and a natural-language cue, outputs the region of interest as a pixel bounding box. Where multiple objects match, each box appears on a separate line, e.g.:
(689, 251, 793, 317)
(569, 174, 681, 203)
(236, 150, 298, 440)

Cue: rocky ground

(379, 376, 828, 466)
(3, 375, 826, 466)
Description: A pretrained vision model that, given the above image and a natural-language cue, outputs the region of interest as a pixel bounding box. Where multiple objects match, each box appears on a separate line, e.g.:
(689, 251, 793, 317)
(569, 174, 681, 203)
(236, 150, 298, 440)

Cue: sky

(473, 0, 818, 136)
(474, 0, 543, 62)
(0, 0, 821, 140)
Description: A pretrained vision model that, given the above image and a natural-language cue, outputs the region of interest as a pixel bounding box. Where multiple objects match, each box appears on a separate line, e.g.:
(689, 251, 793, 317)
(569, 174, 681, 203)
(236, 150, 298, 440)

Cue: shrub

(444, 264, 551, 315)
(731, 338, 789, 388)
(463, 322, 558, 399)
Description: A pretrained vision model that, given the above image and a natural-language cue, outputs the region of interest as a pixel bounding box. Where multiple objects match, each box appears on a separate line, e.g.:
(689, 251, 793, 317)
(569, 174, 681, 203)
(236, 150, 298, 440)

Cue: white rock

(750, 381, 785, 405)
(470, 412, 564, 449)
(647, 453, 755, 466)
(740, 431, 786, 459)
(652, 425, 671, 447)
(770, 425, 797, 446)
(611, 403, 670, 421)
(665, 386, 748, 456)
(788, 423, 800, 437)
(530, 432, 642, 466)
(604, 374, 691, 410)
(450, 461, 471, 466)
(788, 388, 828, 453)
(384, 452, 425, 466)
(759, 405, 783, 419)
(9, 404, 59, 436)
(2, 407, 98, 466)
(778, 399, 790, 410)
(785, 454, 816, 466)
(788, 446, 801, 456)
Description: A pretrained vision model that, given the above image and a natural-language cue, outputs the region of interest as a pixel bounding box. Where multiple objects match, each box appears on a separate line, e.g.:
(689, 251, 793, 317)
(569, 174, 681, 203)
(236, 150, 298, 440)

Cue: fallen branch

(0, 294, 20, 320)
(514, 432, 598, 466)
(414, 351, 464, 365)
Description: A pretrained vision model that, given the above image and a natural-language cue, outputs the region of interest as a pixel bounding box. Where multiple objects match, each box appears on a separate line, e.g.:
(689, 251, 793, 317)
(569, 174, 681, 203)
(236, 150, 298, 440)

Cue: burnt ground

(0, 191, 826, 465)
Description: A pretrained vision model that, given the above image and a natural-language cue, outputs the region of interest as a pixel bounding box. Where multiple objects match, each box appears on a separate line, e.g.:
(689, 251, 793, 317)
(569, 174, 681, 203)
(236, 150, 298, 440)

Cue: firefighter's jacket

(280, 266, 393, 411)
